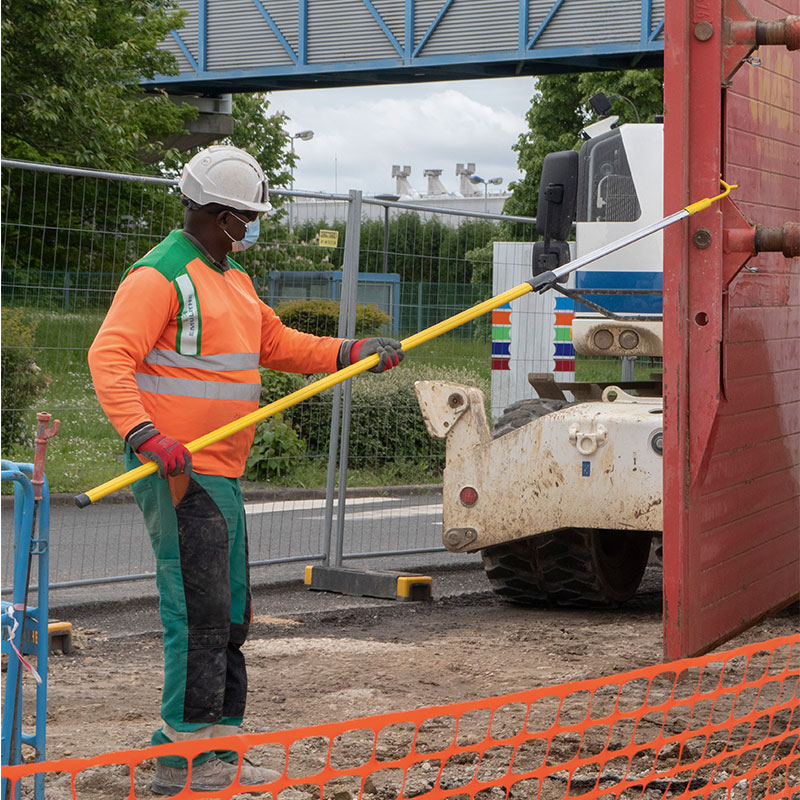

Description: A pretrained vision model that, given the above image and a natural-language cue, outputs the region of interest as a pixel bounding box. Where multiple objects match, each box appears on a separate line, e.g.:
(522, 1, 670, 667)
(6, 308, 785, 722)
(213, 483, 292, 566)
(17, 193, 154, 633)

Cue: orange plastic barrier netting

(5, 632, 799, 799)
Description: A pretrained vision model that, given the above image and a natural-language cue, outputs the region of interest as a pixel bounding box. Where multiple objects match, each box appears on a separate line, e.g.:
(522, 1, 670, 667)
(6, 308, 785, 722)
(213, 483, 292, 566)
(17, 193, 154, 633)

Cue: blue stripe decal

(497, 302, 512, 309)
(554, 297, 574, 311)
(576, 271, 662, 289)
(554, 342, 575, 357)
(574, 270, 662, 314)
(492, 342, 511, 356)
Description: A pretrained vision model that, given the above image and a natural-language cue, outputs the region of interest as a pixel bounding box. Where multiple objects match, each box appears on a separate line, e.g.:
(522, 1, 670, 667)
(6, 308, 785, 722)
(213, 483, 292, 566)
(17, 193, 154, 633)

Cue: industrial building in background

(289, 162, 511, 226)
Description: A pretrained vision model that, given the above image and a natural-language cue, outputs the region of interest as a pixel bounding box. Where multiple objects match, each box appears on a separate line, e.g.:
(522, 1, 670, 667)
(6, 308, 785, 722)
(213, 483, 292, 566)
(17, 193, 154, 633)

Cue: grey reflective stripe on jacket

(174, 273, 201, 356)
(135, 373, 261, 402)
(144, 348, 260, 372)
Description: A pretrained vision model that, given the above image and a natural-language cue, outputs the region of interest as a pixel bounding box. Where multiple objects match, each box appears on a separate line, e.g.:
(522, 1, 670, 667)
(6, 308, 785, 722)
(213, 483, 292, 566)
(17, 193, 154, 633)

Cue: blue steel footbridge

(145, 0, 665, 96)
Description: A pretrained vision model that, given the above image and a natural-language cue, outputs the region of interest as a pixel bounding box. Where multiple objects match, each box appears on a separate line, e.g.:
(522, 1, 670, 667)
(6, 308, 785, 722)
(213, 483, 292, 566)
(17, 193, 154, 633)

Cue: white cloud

(270, 77, 534, 195)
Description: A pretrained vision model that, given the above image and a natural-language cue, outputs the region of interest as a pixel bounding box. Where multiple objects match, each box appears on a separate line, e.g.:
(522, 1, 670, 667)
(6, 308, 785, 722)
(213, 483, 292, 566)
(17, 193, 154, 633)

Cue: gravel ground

(5, 562, 799, 799)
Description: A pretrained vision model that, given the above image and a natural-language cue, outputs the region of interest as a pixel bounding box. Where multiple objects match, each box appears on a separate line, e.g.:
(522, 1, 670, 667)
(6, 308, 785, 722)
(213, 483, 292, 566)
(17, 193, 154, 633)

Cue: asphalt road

(2, 491, 481, 612)
(54, 560, 493, 640)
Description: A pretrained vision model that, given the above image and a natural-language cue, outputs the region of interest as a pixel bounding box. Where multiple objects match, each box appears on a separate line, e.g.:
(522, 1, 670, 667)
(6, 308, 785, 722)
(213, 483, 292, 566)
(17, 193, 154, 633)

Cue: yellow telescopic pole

(74, 181, 734, 508)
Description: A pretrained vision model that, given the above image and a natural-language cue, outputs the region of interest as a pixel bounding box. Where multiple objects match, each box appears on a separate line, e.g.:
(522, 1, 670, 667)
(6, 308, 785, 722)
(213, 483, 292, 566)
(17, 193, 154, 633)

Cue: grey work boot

(152, 757, 280, 795)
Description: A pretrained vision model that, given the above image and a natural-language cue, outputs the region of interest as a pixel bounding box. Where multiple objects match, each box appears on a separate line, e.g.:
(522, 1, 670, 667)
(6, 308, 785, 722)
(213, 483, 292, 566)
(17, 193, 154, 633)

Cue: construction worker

(88, 144, 404, 795)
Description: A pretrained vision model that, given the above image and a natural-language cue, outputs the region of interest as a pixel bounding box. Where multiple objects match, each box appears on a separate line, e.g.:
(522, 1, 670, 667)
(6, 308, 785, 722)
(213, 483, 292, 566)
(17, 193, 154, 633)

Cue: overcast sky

(268, 76, 536, 197)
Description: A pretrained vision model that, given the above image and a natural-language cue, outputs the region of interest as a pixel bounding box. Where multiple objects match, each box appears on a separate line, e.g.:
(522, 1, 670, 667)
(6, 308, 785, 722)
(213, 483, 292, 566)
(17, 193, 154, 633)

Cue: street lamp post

(374, 194, 399, 273)
(468, 175, 504, 212)
(289, 129, 314, 233)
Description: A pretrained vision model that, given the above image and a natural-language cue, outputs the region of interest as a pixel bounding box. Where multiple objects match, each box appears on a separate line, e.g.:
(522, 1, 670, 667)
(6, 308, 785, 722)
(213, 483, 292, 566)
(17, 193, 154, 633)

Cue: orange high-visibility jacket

(89, 230, 343, 477)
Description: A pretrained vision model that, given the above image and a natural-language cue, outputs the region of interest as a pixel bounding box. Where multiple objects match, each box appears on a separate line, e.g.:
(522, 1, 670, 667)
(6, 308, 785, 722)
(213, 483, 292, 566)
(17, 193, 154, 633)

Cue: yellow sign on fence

(318, 229, 339, 248)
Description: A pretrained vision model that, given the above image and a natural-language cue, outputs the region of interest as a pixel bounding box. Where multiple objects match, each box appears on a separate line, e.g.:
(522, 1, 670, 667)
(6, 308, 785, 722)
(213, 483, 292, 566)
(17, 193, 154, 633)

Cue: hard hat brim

(227, 197, 273, 213)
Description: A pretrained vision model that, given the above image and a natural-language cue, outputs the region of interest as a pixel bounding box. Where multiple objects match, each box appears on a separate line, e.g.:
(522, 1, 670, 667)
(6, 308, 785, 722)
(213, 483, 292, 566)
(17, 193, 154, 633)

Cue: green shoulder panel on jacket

(121, 230, 212, 283)
(225, 255, 248, 275)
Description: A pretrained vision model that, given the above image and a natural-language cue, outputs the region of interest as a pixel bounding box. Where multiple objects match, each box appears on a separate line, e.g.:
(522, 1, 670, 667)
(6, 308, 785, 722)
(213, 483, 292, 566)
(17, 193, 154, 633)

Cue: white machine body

(416, 381, 663, 553)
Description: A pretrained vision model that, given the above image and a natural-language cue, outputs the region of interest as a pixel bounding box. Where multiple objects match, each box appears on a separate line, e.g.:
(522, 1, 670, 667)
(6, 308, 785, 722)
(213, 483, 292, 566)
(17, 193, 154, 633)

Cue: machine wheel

(482, 397, 652, 606)
(482, 529, 652, 606)
(482, 540, 548, 604)
(537, 528, 651, 605)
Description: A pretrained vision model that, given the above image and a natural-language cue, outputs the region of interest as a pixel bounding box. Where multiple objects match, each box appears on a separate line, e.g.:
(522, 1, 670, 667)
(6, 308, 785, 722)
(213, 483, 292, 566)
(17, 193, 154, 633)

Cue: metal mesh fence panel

(1, 162, 542, 588)
(332, 199, 535, 560)
(1, 164, 184, 587)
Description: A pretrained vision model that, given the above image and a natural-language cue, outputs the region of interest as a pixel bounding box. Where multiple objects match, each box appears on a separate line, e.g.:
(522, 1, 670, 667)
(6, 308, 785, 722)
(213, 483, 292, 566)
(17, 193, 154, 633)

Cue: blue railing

(1, 461, 50, 800)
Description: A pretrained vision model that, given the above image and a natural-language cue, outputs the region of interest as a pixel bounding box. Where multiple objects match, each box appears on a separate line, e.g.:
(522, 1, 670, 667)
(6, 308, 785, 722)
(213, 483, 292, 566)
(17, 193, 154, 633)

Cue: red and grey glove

(126, 422, 192, 479)
(338, 337, 405, 373)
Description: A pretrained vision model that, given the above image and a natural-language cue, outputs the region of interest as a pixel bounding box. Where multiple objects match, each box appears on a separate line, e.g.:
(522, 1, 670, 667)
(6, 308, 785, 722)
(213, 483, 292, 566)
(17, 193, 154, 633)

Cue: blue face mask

(227, 213, 260, 252)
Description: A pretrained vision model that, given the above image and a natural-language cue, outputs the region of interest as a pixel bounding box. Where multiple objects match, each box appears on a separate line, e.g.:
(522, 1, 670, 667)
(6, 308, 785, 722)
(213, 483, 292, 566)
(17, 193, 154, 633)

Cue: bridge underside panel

(145, 0, 664, 95)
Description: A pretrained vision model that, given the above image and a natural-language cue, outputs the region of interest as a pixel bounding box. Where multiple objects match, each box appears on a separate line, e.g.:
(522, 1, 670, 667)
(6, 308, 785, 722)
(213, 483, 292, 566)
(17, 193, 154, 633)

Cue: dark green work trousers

(126, 447, 251, 767)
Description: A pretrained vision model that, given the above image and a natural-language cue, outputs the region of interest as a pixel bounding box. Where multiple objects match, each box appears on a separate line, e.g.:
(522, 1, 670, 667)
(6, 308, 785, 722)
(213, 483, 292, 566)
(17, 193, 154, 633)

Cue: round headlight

(593, 329, 614, 350)
(619, 329, 640, 350)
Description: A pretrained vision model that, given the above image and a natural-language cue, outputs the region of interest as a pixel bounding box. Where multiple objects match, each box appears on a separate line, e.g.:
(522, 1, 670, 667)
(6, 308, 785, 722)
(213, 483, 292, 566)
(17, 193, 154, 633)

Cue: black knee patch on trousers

(223, 622, 249, 718)
(184, 628, 229, 723)
(176, 479, 235, 724)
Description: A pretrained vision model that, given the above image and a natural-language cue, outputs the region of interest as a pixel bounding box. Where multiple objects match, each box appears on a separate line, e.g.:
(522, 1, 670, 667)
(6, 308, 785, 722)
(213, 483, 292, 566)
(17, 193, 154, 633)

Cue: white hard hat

(179, 145, 272, 212)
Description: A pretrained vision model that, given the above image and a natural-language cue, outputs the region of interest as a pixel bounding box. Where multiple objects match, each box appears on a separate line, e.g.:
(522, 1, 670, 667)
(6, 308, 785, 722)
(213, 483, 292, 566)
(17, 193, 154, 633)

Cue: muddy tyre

(491, 398, 572, 439)
(482, 539, 548, 603)
(482, 529, 651, 606)
(482, 397, 651, 606)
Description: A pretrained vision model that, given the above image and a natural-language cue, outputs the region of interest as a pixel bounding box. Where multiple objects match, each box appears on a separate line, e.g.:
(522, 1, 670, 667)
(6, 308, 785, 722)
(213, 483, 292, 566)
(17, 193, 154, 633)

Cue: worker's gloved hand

(126, 422, 192, 479)
(339, 337, 405, 373)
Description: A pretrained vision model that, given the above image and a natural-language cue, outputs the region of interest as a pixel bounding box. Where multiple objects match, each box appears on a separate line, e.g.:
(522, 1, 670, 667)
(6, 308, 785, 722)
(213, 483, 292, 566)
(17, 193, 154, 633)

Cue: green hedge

(257, 368, 308, 405)
(274, 299, 391, 338)
(1, 309, 50, 446)
(244, 414, 306, 482)
(244, 362, 488, 481)
(278, 363, 488, 471)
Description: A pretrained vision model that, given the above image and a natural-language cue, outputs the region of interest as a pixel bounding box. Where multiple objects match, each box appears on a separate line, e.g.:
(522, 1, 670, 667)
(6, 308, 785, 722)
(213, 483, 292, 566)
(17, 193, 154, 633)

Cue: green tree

(231, 94, 295, 194)
(505, 69, 664, 219)
(1, 0, 197, 171)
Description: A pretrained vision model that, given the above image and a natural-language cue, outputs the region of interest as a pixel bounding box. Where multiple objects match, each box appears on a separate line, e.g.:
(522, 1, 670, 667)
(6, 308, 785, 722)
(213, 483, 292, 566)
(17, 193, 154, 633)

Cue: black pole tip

(74, 493, 92, 509)
(529, 271, 559, 293)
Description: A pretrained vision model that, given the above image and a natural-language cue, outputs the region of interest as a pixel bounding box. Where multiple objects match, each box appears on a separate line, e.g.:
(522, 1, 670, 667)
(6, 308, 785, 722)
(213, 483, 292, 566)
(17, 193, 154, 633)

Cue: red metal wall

(663, 0, 799, 658)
